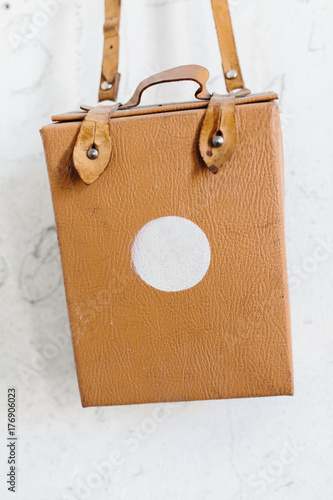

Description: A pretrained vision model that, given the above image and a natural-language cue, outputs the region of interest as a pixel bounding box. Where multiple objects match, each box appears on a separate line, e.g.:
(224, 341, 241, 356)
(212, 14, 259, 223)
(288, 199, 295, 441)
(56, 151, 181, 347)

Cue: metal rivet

(101, 81, 113, 91)
(87, 148, 99, 160)
(226, 69, 238, 80)
(212, 135, 224, 148)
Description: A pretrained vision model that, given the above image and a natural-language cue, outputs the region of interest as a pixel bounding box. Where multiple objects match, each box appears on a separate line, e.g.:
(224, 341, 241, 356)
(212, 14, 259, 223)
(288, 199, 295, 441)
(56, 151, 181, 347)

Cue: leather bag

(40, 0, 294, 407)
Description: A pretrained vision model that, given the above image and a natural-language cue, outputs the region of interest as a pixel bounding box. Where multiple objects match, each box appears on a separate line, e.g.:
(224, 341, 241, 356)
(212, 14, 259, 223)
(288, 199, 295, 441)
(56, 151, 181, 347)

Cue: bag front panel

(41, 101, 293, 407)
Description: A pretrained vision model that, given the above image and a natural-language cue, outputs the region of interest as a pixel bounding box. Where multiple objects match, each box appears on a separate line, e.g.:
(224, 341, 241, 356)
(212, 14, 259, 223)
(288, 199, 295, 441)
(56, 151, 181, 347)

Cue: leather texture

(211, 0, 245, 91)
(76, 66, 213, 183)
(74, 68, 242, 183)
(51, 92, 278, 123)
(99, 0, 121, 101)
(99, 0, 245, 101)
(41, 96, 294, 407)
(73, 104, 120, 185)
(199, 93, 237, 174)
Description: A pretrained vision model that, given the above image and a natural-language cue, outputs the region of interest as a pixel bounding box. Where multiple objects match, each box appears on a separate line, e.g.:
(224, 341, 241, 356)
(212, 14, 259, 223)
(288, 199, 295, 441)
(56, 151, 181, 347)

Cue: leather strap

(211, 0, 244, 92)
(99, 0, 121, 102)
(99, 0, 245, 101)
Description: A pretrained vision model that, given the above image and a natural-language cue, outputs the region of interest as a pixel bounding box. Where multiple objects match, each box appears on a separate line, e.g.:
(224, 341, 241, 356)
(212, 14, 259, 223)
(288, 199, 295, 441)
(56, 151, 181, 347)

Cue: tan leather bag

(41, 0, 294, 407)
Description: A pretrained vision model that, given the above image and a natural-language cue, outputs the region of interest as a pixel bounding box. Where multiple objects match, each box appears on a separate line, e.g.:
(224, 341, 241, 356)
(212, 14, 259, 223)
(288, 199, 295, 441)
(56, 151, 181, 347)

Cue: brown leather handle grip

(120, 65, 211, 110)
(99, 0, 245, 102)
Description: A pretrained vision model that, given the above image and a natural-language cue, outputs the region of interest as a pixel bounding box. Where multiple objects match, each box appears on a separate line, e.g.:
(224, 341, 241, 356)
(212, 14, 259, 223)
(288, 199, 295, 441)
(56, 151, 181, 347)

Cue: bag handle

(120, 65, 211, 110)
(99, 0, 245, 101)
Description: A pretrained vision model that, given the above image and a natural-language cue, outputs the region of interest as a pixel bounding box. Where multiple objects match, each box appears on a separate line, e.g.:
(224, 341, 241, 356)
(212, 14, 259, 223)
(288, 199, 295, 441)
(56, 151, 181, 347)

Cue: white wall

(0, 0, 332, 499)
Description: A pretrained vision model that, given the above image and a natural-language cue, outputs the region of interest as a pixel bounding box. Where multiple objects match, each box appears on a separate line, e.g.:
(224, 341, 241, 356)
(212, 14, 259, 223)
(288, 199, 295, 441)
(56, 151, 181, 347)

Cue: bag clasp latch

(199, 93, 239, 174)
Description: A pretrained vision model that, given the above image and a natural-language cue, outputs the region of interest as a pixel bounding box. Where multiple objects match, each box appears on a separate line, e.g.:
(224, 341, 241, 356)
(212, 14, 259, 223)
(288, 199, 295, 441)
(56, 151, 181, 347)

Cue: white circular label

(131, 216, 211, 292)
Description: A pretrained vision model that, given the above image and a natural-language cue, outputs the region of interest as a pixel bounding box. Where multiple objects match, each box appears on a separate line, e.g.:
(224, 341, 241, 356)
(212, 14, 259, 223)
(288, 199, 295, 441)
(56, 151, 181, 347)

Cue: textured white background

(0, 0, 333, 499)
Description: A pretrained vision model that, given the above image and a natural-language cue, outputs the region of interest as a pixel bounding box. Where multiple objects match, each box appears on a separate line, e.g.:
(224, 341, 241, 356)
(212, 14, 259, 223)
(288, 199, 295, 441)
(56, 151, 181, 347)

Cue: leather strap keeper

(199, 93, 237, 174)
(73, 104, 120, 185)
